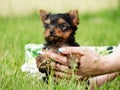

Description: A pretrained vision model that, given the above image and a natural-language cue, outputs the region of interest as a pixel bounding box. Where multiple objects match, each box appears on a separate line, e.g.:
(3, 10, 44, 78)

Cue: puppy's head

(39, 10, 79, 44)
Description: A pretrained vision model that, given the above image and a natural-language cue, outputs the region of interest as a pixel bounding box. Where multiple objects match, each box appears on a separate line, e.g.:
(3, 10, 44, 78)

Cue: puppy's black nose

(50, 30, 54, 35)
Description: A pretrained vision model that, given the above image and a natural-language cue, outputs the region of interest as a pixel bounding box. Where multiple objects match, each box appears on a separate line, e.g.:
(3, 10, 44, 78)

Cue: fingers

(54, 71, 83, 81)
(58, 47, 88, 55)
(48, 61, 72, 79)
(50, 62, 71, 79)
(50, 62, 71, 74)
(49, 61, 84, 81)
(50, 63, 84, 80)
(54, 71, 71, 79)
(45, 52, 68, 66)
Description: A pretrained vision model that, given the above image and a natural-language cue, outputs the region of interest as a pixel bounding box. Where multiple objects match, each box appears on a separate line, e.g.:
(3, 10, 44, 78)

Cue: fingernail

(38, 51, 45, 54)
(58, 48, 66, 52)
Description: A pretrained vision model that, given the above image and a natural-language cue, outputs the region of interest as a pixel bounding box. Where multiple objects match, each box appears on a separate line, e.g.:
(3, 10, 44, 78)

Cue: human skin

(89, 72, 119, 90)
(45, 44, 120, 77)
(43, 44, 120, 88)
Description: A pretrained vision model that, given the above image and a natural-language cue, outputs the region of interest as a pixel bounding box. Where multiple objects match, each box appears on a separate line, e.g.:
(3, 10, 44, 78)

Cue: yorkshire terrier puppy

(36, 10, 81, 80)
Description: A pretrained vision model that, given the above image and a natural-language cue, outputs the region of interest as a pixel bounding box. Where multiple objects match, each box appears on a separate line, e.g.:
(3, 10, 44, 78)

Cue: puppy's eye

(60, 24, 64, 27)
(59, 23, 70, 31)
(60, 23, 70, 27)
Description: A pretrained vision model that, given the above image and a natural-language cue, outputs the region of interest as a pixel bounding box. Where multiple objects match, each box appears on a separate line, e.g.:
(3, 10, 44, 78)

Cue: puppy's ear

(39, 10, 49, 23)
(68, 10, 79, 27)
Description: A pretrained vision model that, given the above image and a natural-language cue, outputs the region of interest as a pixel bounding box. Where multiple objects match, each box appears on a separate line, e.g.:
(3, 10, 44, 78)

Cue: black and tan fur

(36, 10, 81, 81)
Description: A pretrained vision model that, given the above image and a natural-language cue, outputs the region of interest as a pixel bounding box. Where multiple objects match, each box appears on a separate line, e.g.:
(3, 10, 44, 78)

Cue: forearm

(98, 53, 120, 75)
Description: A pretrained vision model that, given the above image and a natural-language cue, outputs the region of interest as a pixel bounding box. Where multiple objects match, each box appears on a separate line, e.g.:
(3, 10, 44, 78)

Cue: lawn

(0, 9, 120, 90)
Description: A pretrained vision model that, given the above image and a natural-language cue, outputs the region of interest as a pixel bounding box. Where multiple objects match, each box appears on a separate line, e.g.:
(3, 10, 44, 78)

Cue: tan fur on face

(57, 18, 66, 24)
(44, 27, 72, 42)
(44, 18, 72, 41)
(55, 28, 72, 39)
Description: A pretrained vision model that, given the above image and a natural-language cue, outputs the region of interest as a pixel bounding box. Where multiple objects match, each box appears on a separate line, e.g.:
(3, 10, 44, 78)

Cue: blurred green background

(0, 0, 120, 90)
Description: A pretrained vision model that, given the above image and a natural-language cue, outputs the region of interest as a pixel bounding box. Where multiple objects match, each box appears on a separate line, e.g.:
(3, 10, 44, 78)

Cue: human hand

(43, 51, 71, 79)
(45, 47, 104, 78)
(58, 47, 102, 77)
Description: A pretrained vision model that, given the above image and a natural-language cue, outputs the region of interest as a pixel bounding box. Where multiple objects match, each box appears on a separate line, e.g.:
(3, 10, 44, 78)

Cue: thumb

(58, 47, 85, 55)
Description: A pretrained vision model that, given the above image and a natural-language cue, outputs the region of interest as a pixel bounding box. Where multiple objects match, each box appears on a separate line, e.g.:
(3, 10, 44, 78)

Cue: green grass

(0, 9, 120, 90)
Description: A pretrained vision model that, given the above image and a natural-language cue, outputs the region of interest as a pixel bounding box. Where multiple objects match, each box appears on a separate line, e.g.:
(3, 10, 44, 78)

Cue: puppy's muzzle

(50, 30, 55, 35)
